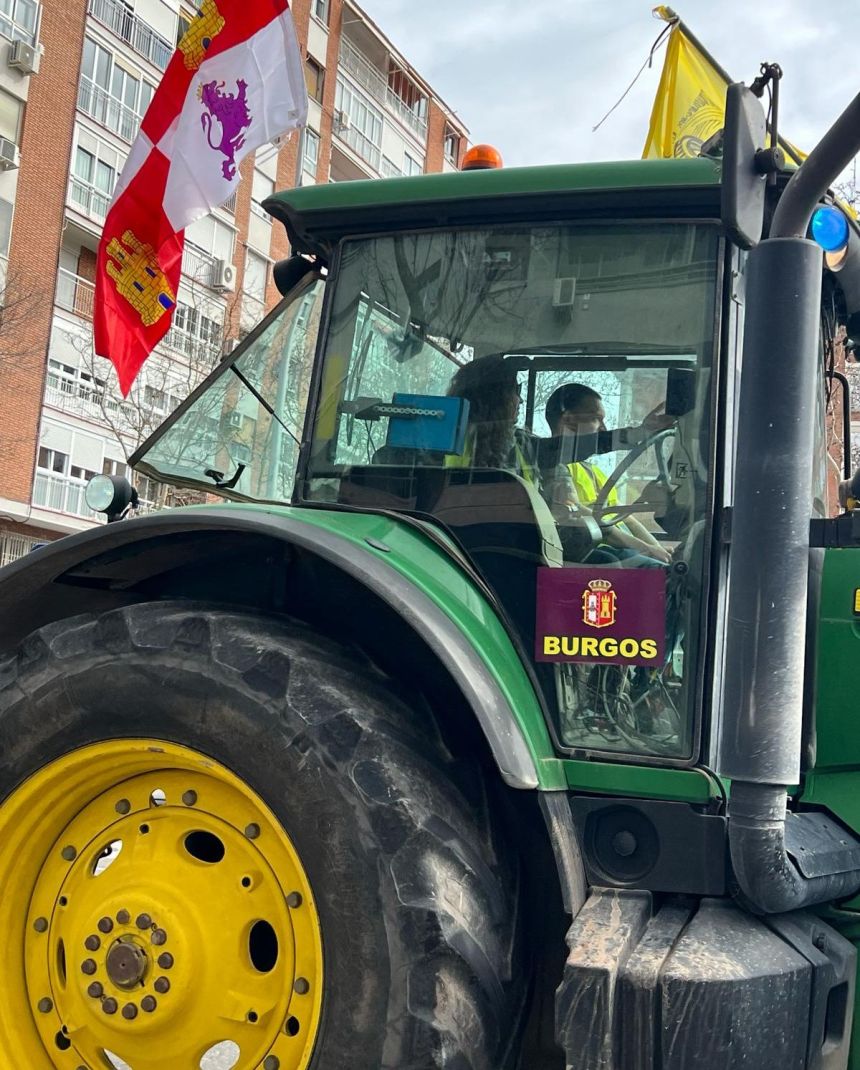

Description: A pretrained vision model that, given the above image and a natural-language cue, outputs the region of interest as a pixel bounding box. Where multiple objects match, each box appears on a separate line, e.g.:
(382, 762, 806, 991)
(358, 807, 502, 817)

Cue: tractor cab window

(132, 274, 324, 500)
(303, 223, 720, 762)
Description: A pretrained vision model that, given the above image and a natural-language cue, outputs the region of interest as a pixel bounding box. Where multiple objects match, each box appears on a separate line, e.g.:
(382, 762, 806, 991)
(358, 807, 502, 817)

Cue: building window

(251, 169, 274, 220)
(312, 0, 329, 25)
(334, 77, 383, 170)
(70, 130, 122, 220)
(305, 56, 325, 103)
(169, 300, 223, 362)
(403, 152, 422, 177)
(0, 88, 22, 143)
(37, 447, 68, 474)
(79, 37, 155, 143)
(443, 125, 460, 164)
(241, 249, 268, 331)
(0, 197, 12, 258)
(303, 128, 320, 177)
(0, 0, 39, 46)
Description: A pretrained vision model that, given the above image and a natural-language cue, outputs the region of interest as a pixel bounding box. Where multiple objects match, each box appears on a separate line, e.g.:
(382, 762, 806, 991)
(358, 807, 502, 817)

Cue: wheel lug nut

(136, 913, 152, 930)
(115, 798, 131, 815)
(157, 952, 174, 970)
(116, 909, 130, 925)
(33, 917, 48, 933)
(81, 959, 97, 976)
(244, 823, 260, 840)
(286, 892, 303, 909)
(294, 977, 310, 995)
(98, 916, 113, 934)
(102, 998, 118, 1015)
(182, 790, 197, 806)
(151, 928, 167, 946)
(154, 977, 170, 994)
(264, 1057, 280, 1070)
(37, 997, 53, 1013)
(85, 934, 101, 951)
(121, 1003, 138, 1020)
(61, 845, 77, 862)
(140, 995, 157, 1013)
(87, 982, 104, 998)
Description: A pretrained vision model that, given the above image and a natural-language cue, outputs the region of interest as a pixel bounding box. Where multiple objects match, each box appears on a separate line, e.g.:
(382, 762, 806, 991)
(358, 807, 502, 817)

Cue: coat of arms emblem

(582, 578, 616, 629)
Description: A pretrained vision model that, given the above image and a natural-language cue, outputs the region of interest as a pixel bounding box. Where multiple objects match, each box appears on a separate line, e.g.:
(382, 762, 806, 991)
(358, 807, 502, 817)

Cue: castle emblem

(105, 230, 175, 326)
(199, 79, 252, 181)
(582, 578, 616, 629)
(178, 0, 225, 71)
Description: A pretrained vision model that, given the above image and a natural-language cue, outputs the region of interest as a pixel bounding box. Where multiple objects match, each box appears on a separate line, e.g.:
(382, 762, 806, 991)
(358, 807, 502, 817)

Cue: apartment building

(0, 0, 469, 565)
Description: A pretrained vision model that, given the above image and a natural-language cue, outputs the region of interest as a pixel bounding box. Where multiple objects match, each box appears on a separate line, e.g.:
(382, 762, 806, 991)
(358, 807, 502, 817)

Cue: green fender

(0, 503, 567, 790)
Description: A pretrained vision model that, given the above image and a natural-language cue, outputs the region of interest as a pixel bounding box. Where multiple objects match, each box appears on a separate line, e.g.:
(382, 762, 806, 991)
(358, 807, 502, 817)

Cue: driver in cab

(544, 383, 672, 565)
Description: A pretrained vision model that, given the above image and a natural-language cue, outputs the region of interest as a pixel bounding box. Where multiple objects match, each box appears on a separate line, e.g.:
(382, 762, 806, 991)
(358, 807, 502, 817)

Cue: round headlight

(85, 474, 117, 513)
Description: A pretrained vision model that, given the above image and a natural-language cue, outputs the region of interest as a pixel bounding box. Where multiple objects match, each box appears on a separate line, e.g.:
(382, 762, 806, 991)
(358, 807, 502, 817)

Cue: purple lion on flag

(199, 78, 252, 180)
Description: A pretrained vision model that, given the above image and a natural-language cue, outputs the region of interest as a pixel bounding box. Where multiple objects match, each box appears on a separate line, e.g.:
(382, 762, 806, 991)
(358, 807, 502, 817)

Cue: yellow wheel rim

(0, 740, 323, 1070)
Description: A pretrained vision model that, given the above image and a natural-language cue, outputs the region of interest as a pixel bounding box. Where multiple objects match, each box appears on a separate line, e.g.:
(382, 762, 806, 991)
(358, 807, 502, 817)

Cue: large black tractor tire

(0, 602, 531, 1070)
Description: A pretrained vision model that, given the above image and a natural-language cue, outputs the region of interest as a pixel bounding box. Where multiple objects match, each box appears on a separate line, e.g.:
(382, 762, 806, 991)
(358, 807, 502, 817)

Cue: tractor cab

(133, 173, 723, 765)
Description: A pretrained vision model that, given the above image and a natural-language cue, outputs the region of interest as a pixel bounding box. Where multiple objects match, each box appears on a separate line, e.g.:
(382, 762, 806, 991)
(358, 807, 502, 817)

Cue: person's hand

(640, 402, 676, 434)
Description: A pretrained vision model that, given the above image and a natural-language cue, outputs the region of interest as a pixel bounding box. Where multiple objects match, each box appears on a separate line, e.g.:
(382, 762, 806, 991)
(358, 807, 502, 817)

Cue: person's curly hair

(447, 356, 519, 468)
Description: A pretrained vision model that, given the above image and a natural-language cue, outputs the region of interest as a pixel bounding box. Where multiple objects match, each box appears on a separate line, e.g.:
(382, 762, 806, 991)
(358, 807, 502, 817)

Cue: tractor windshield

(304, 222, 720, 762)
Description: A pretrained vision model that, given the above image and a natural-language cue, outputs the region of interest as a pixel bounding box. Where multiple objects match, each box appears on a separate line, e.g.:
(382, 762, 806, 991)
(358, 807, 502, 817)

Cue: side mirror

(85, 474, 139, 523)
(272, 254, 317, 296)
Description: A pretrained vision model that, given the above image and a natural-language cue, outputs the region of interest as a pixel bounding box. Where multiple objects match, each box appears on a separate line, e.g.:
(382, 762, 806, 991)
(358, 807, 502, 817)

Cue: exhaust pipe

(721, 93, 860, 912)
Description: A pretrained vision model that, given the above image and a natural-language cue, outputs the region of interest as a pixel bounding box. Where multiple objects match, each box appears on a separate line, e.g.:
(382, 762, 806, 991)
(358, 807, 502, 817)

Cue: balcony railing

(336, 122, 381, 172)
(55, 269, 95, 320)
(77, 76, 141, 144)
(380, 156, 403, 178)
(68, 175, 111, 222)
(338, 37, 428, 139)
(88, 0, 173, 70)
(182, 242, 217, 285)
(385, 88, 428, 137)
(162, 326, 221, 366)
(33, 471, 101, 521)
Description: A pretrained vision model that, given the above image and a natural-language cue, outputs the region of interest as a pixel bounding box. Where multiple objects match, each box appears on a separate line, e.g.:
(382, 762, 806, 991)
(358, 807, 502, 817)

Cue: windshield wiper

(231, 366, 301, 447)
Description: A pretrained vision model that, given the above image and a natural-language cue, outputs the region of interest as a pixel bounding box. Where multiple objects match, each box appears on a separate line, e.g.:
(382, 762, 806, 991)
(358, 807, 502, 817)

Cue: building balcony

(338, 37, 428, 140)
(87, 0, 173, 71)
(68, 175, 110, 224)
(77, 76, 141, 144)
(380, 155, 403, 178)
(335, 122, 381, 172)
(162, 326, 221, 367)
(56, 269, 95, 320)
(32, 471, 101, 521)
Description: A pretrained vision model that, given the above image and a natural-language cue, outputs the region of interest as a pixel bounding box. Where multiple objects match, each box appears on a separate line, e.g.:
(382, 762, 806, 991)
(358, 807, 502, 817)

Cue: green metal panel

(807, 547, 860, 771)
(563, 758, 721, 803)
(268, 158, 722, 217)
(223, 502, 566, 790)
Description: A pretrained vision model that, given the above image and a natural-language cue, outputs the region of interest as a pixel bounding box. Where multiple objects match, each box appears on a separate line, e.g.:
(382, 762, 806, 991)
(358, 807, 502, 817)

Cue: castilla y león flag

(94, 0, 308, 396)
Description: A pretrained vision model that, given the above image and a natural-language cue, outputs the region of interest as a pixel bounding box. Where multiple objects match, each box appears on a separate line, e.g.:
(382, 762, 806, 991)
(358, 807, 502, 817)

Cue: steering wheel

(591, 427, 676, 527)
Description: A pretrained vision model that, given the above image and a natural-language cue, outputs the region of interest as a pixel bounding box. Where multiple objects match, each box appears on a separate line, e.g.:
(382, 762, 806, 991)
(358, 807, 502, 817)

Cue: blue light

(811, 205, 849, 252)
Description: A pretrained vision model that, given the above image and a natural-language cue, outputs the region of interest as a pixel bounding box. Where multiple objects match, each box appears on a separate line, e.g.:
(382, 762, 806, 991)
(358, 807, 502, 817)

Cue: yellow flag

(642, 7, 729, 159)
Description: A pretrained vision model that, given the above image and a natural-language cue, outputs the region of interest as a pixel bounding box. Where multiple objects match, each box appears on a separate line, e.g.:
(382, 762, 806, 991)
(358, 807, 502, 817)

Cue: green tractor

(4, 80, 860, 1070)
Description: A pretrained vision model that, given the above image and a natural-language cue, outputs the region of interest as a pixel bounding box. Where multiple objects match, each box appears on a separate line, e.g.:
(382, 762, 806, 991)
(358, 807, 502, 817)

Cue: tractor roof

(264, 157, 723, 258)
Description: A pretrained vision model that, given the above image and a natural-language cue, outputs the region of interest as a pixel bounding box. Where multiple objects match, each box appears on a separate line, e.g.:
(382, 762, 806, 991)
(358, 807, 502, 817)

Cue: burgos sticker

(535, 566, 666, 666)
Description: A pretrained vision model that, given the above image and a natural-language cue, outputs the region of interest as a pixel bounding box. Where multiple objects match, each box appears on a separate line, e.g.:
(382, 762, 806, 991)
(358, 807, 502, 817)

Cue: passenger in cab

(446, 355, 538, 480)
(545, 384, 671, 564)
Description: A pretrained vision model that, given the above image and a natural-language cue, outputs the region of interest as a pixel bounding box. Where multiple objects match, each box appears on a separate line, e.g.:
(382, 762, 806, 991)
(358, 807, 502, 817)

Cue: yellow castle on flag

(178, 0, 225, 71)
(105, 230, 176, 327)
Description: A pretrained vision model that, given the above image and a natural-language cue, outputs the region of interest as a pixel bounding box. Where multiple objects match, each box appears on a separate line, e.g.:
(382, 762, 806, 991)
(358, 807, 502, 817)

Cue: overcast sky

(358, 0, 855, 170)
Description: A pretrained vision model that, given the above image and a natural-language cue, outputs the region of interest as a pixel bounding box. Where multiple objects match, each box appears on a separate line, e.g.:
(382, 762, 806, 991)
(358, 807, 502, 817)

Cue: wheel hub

(105, 938, 148, 988)
(0, 740, 323, 1070)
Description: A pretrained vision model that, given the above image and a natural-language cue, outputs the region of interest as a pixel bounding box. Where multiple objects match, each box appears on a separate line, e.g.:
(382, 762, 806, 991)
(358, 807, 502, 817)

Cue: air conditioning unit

(8, 39, 42, 75)
(334, 109, 352, 133)
(553, 276, 577, 307)
(211, 258, 236, 292)
(0, 137, 20, 171)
